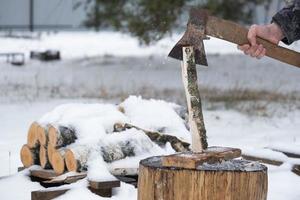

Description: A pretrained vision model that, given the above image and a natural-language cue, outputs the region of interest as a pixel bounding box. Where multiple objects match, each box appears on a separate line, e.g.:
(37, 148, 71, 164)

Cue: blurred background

(0, 1, 300, 193)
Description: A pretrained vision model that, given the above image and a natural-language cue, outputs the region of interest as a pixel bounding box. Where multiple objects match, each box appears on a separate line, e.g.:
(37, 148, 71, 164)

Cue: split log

(65, 145, 91, 172)
(20, 144, 39, 167)
(27, 122, 40, 148)
(181, 46, 207, 151)
(138, 156, 268, 200)
(48, 126, 77, 148)
(51, 148, 66, 175)
(39, 145, 51, 169)
(120, 123, 190, 152)
(37, 125, 48, 146)
(162, 147, 242, 169)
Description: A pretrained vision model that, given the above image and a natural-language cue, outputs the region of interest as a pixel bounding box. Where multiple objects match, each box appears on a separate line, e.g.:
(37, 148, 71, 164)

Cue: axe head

(168, 8, 209, 66)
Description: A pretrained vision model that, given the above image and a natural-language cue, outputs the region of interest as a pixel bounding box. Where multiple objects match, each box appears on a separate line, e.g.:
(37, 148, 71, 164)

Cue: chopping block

(137, 146, 268, 200)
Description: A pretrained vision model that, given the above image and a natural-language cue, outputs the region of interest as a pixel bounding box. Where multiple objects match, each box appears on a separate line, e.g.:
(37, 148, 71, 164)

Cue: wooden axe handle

(205, 16, 300, 68)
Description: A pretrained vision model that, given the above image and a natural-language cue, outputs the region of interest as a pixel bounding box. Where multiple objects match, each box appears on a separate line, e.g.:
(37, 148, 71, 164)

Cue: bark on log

(39, 145, 51, 169)
(20, 144, 39, 167)
(48, 126, 77, 148)
(27, 122, 40, 148)
(138, 156, 268, 200)
(116, 123, 190, 152)
(51, 148, 66, 175)
(181, 46, 207, 151)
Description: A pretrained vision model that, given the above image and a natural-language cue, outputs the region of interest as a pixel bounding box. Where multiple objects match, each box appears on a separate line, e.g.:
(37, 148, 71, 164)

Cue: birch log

(122, 123, 190, 152)
(20, 144, 39, 167)
(27, 122, 40, 148)
(48, 126, 77, 148)
(39, 145, 51, 169)
(65, 145, 91, 172)
(47, 145, 56, 165)
(37, 125, 48, 147)
(52, 148, 67, 175)
(181, 46, 207, 151)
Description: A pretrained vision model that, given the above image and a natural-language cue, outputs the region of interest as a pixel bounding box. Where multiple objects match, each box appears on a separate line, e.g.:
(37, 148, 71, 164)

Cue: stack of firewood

(20, 121, 190, 175)
(20, 122, 78, 174)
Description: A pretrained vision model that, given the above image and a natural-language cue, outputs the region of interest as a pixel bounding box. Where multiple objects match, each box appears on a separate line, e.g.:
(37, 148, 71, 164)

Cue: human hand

(238, 23, 284, 59)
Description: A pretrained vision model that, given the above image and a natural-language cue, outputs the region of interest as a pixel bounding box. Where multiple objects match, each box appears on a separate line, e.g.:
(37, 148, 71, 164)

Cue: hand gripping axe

(169, 8, 300, 68)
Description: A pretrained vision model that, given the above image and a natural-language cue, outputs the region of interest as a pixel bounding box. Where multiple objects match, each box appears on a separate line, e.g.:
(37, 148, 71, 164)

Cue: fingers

(237, 24, 267, 59)
(237, 44, 266, 59)
(248, 24, 258, 46)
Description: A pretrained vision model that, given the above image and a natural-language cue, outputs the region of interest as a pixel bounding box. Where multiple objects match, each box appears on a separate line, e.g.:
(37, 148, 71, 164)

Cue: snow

(87, 152, 117, 182)
(120, 96, 190, 142)
(39, 103, 129, 144)
(0, 31, 241, 60)
(0, 31, 300, 199)
(0, 31, 298, 61)
(0, 168, 43, 200)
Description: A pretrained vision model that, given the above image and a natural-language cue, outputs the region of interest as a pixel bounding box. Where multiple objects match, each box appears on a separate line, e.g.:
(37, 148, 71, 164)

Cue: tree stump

(138, 154, 268, 200)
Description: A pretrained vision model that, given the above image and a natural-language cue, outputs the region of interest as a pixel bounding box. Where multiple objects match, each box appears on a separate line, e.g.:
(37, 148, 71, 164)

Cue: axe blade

(168, 34, 208, 66)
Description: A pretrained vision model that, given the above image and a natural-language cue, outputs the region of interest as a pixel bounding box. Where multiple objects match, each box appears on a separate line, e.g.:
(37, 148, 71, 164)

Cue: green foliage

(84, 0, 188, 45)
(82, 0, 272, 45)
(203, 0, 272, 24)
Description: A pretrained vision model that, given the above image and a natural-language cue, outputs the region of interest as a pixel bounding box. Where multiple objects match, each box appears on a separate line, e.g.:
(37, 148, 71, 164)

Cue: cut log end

(37, 125, 47, 146)
(47, 145, 56, 165)
(65, 149, 78, 172)
(48, 126, 58, 146)
(39, 145, 51, 169)
(20, 144, 38, 167)
(52, 151, 65, 175)
(27, 122, 39, 148)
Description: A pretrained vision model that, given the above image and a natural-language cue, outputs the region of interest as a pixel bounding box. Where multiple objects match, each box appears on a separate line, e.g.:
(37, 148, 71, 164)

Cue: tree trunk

(20, 144, 39, 167)
(138, 156, 268, 200)
(51, 148, 67, 175)
(27, 122, 40, 148)
(48, 126, 77, 148)
(39, 145, 51, 169)
(181, 46, 207, 151)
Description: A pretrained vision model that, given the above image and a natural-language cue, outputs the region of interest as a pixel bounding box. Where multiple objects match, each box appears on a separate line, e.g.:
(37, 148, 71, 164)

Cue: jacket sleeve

(272, 0, 300, 45)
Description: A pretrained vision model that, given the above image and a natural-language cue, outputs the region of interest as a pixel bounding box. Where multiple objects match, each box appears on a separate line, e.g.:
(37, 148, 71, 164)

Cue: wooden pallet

(24, 168, 137, 200)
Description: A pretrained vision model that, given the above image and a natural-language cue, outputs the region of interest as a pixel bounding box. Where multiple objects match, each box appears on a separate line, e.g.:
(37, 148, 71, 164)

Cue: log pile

(20, 122, 78, 175)
(20, 121, 190, 175)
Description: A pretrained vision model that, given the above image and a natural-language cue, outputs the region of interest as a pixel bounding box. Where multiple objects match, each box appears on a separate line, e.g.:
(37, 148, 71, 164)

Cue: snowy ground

(0, 32, 300, 199)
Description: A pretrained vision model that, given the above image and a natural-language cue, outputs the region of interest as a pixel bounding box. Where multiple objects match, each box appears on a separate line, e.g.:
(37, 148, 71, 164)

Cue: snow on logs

(20, 98, 192, 176)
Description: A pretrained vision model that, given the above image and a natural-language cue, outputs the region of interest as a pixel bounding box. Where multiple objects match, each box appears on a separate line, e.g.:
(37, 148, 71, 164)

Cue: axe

(169, 8, 300, 68)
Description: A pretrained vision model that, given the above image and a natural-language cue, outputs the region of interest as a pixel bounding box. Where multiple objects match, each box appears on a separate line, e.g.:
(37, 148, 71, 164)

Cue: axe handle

(205, 16, 300, 68)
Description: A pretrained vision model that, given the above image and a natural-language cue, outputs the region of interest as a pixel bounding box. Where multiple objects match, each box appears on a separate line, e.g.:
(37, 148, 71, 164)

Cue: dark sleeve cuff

(272, 8, 295, 45)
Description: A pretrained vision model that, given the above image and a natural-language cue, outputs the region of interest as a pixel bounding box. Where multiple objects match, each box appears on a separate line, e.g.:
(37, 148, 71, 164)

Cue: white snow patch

(0, 169, 43, 200)
(120, 96, 190, 142)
